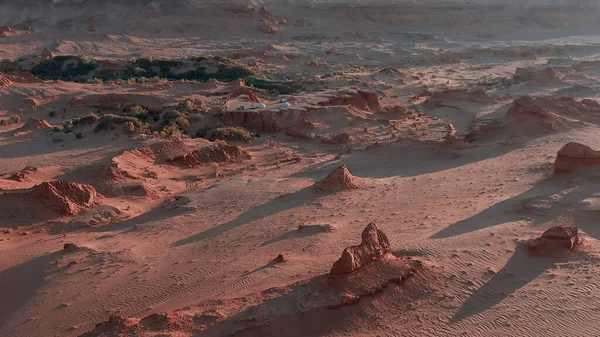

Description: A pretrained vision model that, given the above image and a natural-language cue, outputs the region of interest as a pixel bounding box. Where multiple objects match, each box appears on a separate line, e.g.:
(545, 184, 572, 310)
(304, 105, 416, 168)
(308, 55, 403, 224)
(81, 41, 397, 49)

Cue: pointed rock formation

(554, 142, 600, 173)
(40, 48, 55, 60)
(314, 165, 364, 192)
(528, 226, 581, 255)
(330, 223, 391, 274)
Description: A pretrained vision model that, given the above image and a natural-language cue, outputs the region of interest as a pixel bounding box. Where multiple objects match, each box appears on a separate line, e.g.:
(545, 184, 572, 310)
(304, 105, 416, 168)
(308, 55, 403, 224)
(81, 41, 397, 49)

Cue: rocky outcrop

(40, 49, 55, 60)
(9, 166, 38, 182)
(314, 165, 364, 192)
(259, 23, 277, 34)
(285, 127, 313, 140)
(318, 89, 380, 111)
(80, 315, 141, 337)
(222, 110, 280, 132)
(321, 133, 354, 145)
(554, 142, 600, 173)
(31, 181, 97, 215)
(165, 142, 250, 167)
(0, 26, 12, 37)
(0, 180, 97, 219)
(70, 94, 167, 112)
(14, 118, 53, 133)
(0, 72, 42, 88)
(143, 1, 162, 18)
(514, 66, 563, 85)
(505, 95, 600, 132)
(330, 223, 391, 274)
(528, 226, 581, 255)
(226, 79, 260, 102)
(424, 88, 494, 107)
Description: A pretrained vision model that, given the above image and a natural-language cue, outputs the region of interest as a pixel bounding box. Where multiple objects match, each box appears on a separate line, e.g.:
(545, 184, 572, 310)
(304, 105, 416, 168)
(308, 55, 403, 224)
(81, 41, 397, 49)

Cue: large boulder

(330, 223, 391, 274)
(528, 226, 581, 255)
(314, 165, 364, 192)
(554, 142, 600, 173)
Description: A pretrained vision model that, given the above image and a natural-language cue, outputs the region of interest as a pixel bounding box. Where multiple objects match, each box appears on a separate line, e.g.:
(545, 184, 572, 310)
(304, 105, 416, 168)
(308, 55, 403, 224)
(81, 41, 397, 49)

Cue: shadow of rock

(0, 251, 65, 330)
(432, 175, 584, 239)
(451, 246, 574, 323)
(196, 257, 421, 337)
(173, 187, 317, 247)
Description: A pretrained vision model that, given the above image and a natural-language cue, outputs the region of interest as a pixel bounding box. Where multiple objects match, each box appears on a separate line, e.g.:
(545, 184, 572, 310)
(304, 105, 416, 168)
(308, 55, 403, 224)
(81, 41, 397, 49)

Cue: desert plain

(3, 1, 600, 336)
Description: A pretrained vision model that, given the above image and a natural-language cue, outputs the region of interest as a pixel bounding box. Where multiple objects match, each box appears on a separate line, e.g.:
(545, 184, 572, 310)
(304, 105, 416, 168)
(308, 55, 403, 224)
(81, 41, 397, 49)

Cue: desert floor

(2, 1, 600, 336)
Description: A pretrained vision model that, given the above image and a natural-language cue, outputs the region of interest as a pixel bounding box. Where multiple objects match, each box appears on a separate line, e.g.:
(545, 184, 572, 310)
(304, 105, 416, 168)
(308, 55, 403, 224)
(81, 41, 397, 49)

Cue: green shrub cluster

(94, 114, 140, 132)
(31, 56, 97, 80)
(197, 126, 253, 143)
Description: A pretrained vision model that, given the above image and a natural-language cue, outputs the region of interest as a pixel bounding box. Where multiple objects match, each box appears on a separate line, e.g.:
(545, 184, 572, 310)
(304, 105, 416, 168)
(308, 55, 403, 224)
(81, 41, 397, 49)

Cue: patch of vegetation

(94, 114, 140, 132)
(121, 105, 150, 121)
(31, 56, 97, 81)
(245, 77, 304, 95)
(123, 121, 136, 134)
(161, 111, 190, 128)
(74, 112, 100, 126)
(178, 99, 210, 114)
(6, 55, 304, 95)
(197, 126, 253, 143)
(0, 60, 21, 73)
(161, 124, 182, 137)
(17, 55, 260, 84)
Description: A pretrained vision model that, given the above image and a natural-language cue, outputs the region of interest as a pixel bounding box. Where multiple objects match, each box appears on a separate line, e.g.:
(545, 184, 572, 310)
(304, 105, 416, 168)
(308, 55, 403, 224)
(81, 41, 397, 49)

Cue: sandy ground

(2, 1, 600, 336)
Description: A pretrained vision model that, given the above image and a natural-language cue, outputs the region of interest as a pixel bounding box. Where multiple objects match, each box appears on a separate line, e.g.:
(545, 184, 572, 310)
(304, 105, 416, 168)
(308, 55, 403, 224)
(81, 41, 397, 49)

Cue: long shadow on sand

(451, 246, 572, 323)
(0, 130, 118, 159)
(89, 198, 195, 233)
(194, 279, 359, 337)
(173, 187, 318, 247)
(260, 224, 332, 246)
(574, 210, 600, 240)
(293, 140, 518, 180)
(0, 251, 65, 331)
(431, 175, 583, 239)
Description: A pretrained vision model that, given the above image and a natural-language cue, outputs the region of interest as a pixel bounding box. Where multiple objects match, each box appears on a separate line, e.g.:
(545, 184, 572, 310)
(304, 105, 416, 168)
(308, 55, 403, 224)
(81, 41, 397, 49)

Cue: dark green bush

(94, 114, 140, 132)
(31, 56, 97, 80)
(162, 111, 188, 126)
(76, 112, 100, 126)
(245, 77, 303, 95)
(199, 126, 253, 143)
